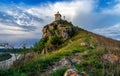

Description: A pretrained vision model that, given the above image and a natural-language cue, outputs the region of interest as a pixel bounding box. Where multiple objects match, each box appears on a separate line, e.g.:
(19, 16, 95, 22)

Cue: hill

(34, 19, 80, 53)
(0, 12, 120, 76)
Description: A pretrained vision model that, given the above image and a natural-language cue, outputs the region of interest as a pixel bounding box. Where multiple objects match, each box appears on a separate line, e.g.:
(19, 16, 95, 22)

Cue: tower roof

(55, 11, 61, 15)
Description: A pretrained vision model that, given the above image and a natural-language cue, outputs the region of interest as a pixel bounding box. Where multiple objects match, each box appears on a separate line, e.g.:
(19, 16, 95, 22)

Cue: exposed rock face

(42, 19, 78, 52)
(42, 20, 75, 40)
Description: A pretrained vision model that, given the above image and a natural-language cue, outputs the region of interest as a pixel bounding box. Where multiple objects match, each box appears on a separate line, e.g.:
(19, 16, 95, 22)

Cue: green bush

(50, 36, 62, 45)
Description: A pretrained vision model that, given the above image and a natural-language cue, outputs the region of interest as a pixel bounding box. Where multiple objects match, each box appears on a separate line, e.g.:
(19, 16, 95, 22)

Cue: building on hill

(41, 11, 79, 52)
(55, 11, 61, 21)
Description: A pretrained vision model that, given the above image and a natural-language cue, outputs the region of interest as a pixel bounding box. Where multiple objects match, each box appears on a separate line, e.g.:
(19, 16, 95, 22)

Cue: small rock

(71, 58, 81, 64)
(59, 58, 71, 67)
(81, 42, 87, 46)
(90, 44, 95, 49)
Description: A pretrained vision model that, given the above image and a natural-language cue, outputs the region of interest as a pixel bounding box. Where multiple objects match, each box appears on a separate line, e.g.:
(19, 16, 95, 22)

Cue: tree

(34, 37, 48, 52)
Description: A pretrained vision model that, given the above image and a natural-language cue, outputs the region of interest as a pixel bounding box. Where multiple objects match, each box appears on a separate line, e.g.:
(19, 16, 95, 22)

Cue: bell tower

(55, 11, 61, 21)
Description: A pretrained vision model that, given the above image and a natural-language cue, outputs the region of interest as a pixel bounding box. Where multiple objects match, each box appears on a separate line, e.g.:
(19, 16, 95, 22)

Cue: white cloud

(0, 23, 26, 34)
(93, 23, 120, 38)
(26, 0, 95, 22)
(102, 2, 120, 15)
(0, 23, 41, 43)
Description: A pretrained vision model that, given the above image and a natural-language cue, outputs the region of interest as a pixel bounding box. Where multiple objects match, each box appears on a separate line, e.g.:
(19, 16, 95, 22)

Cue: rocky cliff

(41, 19, 79, 53)
(42, 20, 76, 40)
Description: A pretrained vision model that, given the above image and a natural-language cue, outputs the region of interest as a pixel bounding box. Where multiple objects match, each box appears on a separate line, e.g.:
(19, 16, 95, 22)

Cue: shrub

(50, 36, 62, 45)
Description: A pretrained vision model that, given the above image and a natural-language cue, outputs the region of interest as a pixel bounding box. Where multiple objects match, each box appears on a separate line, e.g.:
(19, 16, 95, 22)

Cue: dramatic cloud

(0, 0, 120, 47)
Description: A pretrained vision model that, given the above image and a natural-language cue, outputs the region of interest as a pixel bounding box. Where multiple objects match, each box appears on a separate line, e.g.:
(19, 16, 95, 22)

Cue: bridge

(0, 43, 14, 49)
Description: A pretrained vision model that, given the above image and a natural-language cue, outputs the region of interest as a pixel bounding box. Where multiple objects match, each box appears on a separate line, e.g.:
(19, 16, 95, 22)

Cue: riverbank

(0, 53, 12, 61)
(0, 53, 20, 69)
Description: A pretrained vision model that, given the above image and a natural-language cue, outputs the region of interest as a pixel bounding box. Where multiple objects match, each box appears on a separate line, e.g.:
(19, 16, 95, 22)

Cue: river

(0, 53, 20, 69)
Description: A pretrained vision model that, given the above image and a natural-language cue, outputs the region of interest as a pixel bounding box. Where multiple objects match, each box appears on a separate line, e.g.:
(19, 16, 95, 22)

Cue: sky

(0, 0, 120, 48)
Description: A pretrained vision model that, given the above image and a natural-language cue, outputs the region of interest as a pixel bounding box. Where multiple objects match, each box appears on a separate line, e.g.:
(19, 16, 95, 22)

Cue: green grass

(50, 67, 67, 76)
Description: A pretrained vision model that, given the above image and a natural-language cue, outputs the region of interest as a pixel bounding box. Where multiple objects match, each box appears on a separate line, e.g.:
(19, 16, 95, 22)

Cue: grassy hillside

(0, 29, 120, 76)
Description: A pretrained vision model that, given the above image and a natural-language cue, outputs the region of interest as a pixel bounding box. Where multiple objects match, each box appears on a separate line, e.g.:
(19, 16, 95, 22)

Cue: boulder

(64, 68, 88, 76)
(42, 20, 75, 40)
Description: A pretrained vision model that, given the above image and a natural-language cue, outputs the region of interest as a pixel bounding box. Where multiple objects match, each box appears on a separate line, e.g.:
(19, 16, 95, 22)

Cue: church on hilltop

(54, 11, 66, 21)
(41, 11, 78, 53)
(42, 11, 75, 39)
(55, 11, 62, 21)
